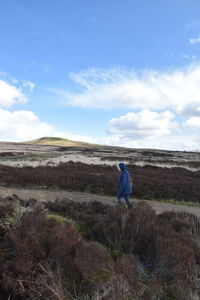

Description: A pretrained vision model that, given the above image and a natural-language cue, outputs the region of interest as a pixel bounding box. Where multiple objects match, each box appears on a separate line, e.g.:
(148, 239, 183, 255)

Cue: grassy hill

(25, 136, 104, 148)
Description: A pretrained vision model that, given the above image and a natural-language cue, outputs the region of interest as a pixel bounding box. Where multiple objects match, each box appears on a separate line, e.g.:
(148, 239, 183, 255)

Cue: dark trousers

(117, 192, 131, 208)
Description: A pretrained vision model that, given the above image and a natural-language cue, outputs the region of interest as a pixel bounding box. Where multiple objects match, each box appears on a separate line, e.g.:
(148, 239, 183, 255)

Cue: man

(117, 163, 132, 209)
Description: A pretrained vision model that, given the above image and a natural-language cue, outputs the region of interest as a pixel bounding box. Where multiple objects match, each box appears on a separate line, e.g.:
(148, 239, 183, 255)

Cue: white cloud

(100, 133, 200, 151)
(0, 109, 55, 141)
(1, 70, 200, 151)
(183, 116, 200, 128)
(53, 65, 200, 117)
(102, 109, 200, 151)
(56, 131, 97, 144)
(0, 106, 198, 151)
(0, 108, 96, 143)
(47, 64, 200, 150)
(0, 75, 95, 144)
(189, 36, 200, 44)
(180, 102, 200, 117)
(108, 110, 178, 138)
(0, 80, 27, 108)
(22, 81, 35, 92)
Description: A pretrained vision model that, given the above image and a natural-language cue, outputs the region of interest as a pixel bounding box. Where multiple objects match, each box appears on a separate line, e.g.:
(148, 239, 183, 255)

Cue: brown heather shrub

(115, 254, 139, 289)
(1, 161, 200, 202)
(152, 222, 195, 281)
(75, 241, 114, 293)
(129, 202, 156, 234)
(90, 207, 128, 250)
(180, 211, 200, 236)
(27, 261, 73, 300)
(93, 202, 156, 263)
(0, 201, 14, 239)
(48, 221, 81, 262)
(52, 199, 198, 297)
(142, 277, 166, 300)
(0, 202, 14, 219)
(0, 206, 81, 298)
(166, 280, 194, 300)
(171, 217, 193, 234)
(1, 198, 200, 299)
(159, 237, 194, 279)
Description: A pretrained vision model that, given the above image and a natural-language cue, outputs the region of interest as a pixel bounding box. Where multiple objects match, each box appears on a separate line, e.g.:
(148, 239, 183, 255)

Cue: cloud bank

(0, 77, 45, 141)
(0, 77, 94, 143)
(0, 109, 55, 141)
(0, 80, 27, 108)
(183, 116, 200, 129)
(52, 64, 200, 150)
(108, 110, 179, 138)
(1, 65, 200, 151)
(0, 108, 96, 143)
(56, 65, 200, 118)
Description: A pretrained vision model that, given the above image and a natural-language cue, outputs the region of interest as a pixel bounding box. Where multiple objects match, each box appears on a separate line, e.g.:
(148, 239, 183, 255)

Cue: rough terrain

(0, 185, 200, 218)
(0, 141, 200, 170)
(0, 140, 200, 213)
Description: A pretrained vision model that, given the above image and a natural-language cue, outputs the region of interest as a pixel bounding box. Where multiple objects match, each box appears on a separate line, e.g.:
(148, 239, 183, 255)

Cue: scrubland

(1, 196, 200, 300)
(0, 141, 200, 299)
(0, 162, 200, 203)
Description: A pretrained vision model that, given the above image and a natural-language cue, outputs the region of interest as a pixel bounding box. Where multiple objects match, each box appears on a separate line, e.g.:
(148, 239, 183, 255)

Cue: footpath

(0, 185, 199, 218)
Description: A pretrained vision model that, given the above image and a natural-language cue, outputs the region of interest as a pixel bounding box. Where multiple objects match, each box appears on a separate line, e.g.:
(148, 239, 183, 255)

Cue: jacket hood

(119, 163, 126, 171)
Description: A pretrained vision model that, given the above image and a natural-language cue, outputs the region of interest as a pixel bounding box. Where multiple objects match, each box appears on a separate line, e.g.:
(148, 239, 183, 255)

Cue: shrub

(0, 203, 14, 219)
(1, 161, 200, 202)
(75, 241, 113, 294)
(1, 197, 200, 299)
(0, 206, 81, 298)
(115, 254, 139, 288)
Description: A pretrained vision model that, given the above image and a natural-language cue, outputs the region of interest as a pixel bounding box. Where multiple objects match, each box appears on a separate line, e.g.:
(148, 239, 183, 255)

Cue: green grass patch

(152, 198, 200, 207)
(47, 212, 68, 223)
(25, 136, 105, 148)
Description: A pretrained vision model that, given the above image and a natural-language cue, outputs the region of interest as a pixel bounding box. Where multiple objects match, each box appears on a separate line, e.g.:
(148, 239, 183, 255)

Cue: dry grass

(25, 137, 105, 148)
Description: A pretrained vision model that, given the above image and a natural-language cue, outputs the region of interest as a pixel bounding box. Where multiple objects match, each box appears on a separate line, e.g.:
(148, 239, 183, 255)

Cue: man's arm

(119, 172, 127, 193)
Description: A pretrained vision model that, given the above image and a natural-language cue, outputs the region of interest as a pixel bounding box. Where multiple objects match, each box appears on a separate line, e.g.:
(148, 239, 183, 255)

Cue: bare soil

(1, 185, 200, 218)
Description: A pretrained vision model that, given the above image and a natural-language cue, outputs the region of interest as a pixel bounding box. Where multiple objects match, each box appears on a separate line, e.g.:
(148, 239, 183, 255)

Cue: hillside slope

(25, 136, 104, 148)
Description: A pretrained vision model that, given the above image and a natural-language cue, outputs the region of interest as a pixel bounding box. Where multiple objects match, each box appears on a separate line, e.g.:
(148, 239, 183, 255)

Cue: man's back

(119, 163, 132, 195)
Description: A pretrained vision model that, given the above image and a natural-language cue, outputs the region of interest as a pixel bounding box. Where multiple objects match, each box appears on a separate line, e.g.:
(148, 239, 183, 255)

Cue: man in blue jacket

(117, 163, 132, 209)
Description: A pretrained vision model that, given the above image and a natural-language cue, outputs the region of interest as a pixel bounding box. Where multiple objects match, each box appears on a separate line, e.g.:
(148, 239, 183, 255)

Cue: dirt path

(0, 185, 199, 218)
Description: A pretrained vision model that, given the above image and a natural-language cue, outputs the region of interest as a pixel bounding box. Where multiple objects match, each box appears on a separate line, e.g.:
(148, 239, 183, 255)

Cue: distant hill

(25, 137, 105, 148)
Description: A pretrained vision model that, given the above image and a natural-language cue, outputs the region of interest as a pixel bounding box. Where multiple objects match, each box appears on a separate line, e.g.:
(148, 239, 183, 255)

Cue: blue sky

(1, 0, 200, 150)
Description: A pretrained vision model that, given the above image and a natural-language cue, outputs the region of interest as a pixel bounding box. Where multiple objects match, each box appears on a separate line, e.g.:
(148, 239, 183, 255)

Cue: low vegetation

(25, 136, 104, 148)
(1, 196, 200, 299)
(0, 162, 200, 202)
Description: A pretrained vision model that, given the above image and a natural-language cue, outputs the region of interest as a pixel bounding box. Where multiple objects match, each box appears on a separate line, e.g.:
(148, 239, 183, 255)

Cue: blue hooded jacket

(119, 163, 132, 195)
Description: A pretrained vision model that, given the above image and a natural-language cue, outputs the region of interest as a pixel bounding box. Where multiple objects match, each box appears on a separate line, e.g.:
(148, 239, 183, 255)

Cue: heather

(0, 162, 200, 202)
(0, 196, 200, 299)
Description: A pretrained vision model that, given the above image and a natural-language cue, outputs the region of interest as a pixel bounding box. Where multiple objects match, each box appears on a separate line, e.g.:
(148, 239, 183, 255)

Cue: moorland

(0, 137, 199, 203)
(0, 137, 200, 300)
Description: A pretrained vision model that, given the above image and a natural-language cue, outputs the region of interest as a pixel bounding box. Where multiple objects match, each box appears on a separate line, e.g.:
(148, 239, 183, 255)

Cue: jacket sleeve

(119, 172, 127, 193)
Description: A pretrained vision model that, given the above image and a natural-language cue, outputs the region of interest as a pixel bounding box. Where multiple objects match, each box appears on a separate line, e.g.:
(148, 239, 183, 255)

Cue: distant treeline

(0, 162, 200, 202)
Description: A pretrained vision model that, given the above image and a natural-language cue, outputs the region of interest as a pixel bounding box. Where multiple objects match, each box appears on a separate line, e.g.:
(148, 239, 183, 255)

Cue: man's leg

(117, 192, 123, 207)
(125, 194, 132, 209)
